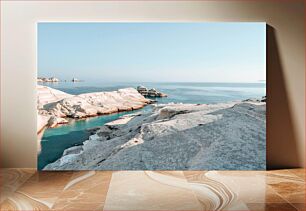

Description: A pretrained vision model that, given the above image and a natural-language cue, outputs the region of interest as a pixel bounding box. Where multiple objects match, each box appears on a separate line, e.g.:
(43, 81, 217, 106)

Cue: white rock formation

(37, 85, 152, 133)
(44, 101, 266, 170)
(37, 112, 50, 133)
(37, 85, 72, 108)
(42, 87, 152, 118)
(37, 85, 73, 132)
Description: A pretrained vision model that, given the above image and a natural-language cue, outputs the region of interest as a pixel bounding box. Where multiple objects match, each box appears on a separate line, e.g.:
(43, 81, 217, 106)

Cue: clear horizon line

(37, 78, 266, 84)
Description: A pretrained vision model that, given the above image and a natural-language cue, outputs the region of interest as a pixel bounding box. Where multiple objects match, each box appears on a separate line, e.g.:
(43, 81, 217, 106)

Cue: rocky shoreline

(37, 85, 153, 133)
(43, 99, 266, 170)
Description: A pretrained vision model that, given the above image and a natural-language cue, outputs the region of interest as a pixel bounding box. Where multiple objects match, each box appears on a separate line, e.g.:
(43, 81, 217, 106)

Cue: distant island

(37, 77, 83, 83)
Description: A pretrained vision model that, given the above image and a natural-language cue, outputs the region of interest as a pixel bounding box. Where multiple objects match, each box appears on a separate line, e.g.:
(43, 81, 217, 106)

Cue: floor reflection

(0, 169, 304, 210)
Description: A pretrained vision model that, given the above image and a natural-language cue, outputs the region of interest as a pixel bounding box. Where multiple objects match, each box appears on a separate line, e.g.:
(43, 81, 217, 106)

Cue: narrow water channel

(38, 108, 149, 170)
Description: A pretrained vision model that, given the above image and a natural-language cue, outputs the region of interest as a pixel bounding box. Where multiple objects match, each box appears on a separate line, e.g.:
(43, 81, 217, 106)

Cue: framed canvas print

(37, 22, 266, 170)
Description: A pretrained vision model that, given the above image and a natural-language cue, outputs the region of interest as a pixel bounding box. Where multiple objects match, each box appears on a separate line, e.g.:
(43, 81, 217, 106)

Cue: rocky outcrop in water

(137, 86, 167, 97)
(37, 85, 152, 132)
(44, 100, 266, 170)
(37, 77, 60, 83)
(72, 78, 81, 82)
(243, 96, 266, 103)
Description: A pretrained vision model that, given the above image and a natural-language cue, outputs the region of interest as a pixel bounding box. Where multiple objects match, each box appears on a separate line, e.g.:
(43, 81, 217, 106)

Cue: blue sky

(38, 22, 266, 83)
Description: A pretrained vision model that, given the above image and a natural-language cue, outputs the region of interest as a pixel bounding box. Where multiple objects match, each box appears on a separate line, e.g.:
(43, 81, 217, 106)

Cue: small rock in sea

(261, 96, 266, 102)
(72, 78, 81, 82)
(243, 96, 266, 103)
(136, 85, 167, 98)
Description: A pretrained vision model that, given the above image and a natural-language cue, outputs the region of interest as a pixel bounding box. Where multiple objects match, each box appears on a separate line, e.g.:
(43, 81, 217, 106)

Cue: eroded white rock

(44, 101, 266, 171)
(37, 86, 152, 133)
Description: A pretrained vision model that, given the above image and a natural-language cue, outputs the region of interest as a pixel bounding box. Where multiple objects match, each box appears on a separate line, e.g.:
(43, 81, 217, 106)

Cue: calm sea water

(38, 82, 266, 169)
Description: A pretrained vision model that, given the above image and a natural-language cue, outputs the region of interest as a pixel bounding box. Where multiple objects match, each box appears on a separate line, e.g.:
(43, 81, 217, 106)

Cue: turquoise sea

(38, 82, 266, 170)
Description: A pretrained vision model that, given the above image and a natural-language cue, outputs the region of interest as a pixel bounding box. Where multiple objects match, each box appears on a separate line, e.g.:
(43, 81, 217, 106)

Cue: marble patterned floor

(0, 169, 304, 211)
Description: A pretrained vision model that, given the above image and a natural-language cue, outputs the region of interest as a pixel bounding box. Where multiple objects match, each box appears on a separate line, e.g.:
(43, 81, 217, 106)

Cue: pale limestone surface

(37, 85, 151, 132)
(37, 112, 50, 133)
(37, 85, 72, 108)
(44, 101, 266, 170)
(37, 85, 72, 132)
(43, 88, 151, 118)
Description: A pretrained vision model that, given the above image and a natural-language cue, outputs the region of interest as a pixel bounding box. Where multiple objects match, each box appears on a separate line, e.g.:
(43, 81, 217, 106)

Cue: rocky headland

(37, 85, 152, 133)
(44, 100, 266, 170)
